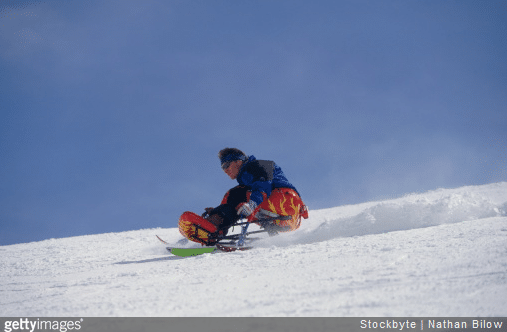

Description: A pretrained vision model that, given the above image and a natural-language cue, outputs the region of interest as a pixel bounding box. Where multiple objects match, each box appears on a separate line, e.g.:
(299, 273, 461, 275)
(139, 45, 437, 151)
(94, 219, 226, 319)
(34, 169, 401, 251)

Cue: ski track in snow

(1, 182, 506, 316)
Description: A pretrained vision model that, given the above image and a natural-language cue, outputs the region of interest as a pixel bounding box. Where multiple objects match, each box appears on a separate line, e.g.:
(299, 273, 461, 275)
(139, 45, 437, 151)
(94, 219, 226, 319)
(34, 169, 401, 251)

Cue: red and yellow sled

(178, 188, 309, 245)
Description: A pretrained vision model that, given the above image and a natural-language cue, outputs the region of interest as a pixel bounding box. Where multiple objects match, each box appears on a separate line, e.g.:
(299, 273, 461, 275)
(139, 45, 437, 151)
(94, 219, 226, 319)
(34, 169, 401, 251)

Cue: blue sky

(1, 0, 506, 246)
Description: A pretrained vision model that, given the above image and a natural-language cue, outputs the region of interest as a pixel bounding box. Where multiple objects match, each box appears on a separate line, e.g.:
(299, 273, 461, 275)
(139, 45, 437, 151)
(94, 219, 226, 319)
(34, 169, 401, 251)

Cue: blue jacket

(236, 155, 299, 206)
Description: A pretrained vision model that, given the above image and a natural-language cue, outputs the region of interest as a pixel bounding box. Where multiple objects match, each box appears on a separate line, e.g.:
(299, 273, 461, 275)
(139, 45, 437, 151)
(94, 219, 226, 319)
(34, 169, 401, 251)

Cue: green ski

(156, 235, 253, 257)
(167, 246, 216, 257)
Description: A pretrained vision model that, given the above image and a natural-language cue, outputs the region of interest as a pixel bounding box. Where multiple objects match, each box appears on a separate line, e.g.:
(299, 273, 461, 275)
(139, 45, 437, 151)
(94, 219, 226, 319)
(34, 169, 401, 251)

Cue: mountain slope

(1, 183, 506, 316)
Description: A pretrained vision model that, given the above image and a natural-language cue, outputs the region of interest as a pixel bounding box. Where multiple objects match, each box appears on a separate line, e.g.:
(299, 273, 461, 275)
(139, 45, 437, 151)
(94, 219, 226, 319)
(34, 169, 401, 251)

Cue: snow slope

(1, 183, 506, 317)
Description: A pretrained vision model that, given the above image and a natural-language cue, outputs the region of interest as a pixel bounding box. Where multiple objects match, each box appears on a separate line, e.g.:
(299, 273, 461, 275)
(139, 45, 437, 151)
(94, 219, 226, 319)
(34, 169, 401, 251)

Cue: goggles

(220, 153, 246, 170)
(221, 161, 232, 170)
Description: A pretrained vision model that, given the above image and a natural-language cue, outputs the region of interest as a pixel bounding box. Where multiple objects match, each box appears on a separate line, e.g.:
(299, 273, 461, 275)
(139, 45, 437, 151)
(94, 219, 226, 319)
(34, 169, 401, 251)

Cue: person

(207, 148, 307, 231)
(178, 148, 308, 245)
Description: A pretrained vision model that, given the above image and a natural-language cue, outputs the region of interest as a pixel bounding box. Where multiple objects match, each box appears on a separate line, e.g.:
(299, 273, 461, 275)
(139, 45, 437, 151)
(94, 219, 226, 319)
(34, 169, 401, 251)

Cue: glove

(237, 200, 258, 218)
(202, 207, 215, 218)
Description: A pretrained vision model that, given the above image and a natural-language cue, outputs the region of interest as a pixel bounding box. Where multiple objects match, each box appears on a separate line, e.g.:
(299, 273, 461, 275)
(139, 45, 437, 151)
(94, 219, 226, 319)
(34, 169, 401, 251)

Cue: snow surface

(1, 183, 506, 317)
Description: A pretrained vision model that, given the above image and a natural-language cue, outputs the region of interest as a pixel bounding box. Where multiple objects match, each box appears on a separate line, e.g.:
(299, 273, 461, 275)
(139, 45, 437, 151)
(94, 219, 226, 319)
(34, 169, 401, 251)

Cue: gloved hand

(237, 200, 258, 218)
(202, 207, 215, 218)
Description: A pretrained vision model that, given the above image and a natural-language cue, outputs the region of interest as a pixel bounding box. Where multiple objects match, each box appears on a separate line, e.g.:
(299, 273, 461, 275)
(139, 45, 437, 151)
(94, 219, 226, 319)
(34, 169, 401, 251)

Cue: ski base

(167, 246, 216, 257)
(156, 235, 254, 257)
(216, 244, 253, 252)
(165, 245, 252, 257)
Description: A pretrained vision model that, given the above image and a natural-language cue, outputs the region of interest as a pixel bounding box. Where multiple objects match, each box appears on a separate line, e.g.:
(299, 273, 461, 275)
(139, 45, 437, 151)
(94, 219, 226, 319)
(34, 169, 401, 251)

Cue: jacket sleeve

(239, 160, 274, 206)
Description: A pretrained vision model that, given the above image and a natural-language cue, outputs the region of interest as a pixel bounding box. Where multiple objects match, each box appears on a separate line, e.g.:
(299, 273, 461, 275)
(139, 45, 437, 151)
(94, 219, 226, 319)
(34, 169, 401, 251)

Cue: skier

(178, 148, 308, 245)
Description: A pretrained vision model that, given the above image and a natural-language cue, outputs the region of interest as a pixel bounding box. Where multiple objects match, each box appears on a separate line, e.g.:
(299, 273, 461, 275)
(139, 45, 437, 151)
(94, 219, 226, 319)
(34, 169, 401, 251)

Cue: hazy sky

(1, 0, 506, 245)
